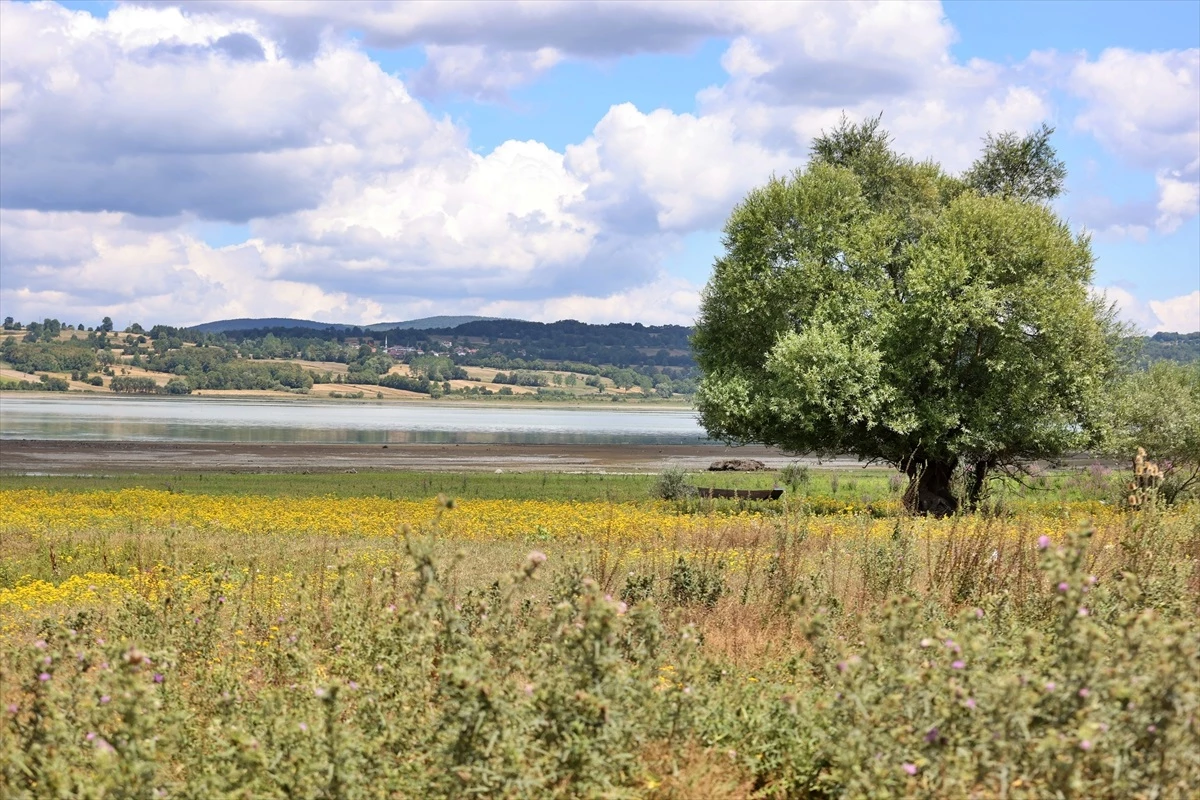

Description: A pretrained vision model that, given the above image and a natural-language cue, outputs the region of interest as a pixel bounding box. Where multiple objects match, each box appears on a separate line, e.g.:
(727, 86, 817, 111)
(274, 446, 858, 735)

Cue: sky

(0, 0, 1197, 332)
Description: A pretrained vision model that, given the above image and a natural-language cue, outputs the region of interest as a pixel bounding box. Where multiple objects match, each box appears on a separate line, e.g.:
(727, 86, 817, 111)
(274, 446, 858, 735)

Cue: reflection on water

(0, 396, 708, 445)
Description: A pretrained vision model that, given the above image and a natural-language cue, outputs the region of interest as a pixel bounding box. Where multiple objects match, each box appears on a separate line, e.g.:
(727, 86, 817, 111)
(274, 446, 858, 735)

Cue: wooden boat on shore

(698, 487, 784, 500)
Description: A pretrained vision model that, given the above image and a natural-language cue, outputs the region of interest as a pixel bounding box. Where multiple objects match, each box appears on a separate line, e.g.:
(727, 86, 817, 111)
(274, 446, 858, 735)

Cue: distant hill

(189, 317, 343, 334)
(364, 316, 499, 331)
(1138, 331, 1200, 366)
(190, 315, 498, 334)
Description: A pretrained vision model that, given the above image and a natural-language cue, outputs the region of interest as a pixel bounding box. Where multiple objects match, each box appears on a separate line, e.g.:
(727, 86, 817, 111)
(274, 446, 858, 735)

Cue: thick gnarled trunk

(902, 457, 959, 517)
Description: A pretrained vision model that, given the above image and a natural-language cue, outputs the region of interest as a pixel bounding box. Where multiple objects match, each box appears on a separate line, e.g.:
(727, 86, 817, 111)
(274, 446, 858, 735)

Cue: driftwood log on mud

(707, 459, 767, 472)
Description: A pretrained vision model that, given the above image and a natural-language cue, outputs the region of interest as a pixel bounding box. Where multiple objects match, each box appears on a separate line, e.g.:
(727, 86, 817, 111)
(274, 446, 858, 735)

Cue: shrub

(779, 462, 811, 490)
(653, 466, 695, 501)
(620, 571, 656, 605)
(667, 557, 725, 607)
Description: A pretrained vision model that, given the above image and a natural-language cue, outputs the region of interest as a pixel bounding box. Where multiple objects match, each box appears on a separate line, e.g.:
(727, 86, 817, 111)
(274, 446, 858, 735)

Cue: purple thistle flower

(965, 697, 976, 709)
(924, 727, 939, 743)
(38, 672, 50, 682)
(902, 763, 918, 776)
(1057, 582, 1069, 593)
(6, 704, 18, 715)
(1079, 740, 1093, 751)
(99, 695, 110, 704)
(1078, 687, 1090, 698)
(1037, 535, 1050, 550)
(153, 673, 164, 684)
(1078, 607, 1089, 617)
(1044, 682, 1056, 692)
(951, 660, 965, 670)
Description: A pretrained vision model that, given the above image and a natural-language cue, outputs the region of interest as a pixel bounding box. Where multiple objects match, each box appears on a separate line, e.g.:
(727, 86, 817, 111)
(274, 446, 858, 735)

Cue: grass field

(0, 464, 1119, 503)
(2, 468, 1197, 797)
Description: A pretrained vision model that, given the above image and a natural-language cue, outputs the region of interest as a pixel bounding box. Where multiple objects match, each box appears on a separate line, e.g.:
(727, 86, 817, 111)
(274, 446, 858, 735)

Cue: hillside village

(0, 316, 704, 402)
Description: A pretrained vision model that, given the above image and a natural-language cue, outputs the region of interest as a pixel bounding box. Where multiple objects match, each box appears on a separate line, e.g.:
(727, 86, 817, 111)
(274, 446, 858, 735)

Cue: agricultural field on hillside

(2, 471, 1196, 797)
(0, 321, 698, 402)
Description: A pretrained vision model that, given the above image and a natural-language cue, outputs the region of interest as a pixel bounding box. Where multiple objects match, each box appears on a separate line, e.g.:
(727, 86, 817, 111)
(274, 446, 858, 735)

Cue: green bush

(619, 571, 656, 605)
(779, 462, 811, 490)
(667, 556, 725, 608)
(653, 466, 695, 501)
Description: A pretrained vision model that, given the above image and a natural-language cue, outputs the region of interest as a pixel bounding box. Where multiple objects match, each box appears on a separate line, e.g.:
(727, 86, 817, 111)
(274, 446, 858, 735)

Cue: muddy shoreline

(0, 439, 839, 475)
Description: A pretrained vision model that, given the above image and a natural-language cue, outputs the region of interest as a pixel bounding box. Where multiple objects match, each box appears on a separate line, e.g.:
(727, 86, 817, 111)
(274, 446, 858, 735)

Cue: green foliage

(806, 525, 1198, 796)
(964, 123, 1067, 201)
(1106, 361, 1200, 503)
(652, 466, 696, 501)
(5, 515, 1196, 797)
(378, 373, 432, 394)
(1138, 331, 1200, 366)
(667, 557, 725, 607)
(694, 117, 1121, 513)
(109, 376, 160, 394)
(409, 355, 466, 382)
(0, 375, 69, 392)
(492, 370, 549, 387)
(146, 347, 314, 391)
(779, 462, 811, 491)
(1, 337, 96, 374)
(619, 571, 656, 605)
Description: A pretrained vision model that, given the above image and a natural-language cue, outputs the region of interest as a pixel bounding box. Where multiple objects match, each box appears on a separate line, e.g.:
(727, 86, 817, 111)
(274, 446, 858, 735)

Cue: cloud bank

(0, 1, 1196, 330)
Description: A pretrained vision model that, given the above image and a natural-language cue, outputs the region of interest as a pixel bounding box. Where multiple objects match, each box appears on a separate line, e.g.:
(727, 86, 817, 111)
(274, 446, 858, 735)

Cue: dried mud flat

(0, 439, 806, 475)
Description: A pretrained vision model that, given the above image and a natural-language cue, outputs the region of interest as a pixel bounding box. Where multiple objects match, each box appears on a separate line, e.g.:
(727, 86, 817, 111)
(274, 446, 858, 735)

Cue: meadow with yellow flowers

(1, 470, 1197, 798)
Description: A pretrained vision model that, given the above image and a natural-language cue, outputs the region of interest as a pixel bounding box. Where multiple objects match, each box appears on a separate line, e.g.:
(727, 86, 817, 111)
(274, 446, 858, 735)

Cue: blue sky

(1, 0, 1197, 331)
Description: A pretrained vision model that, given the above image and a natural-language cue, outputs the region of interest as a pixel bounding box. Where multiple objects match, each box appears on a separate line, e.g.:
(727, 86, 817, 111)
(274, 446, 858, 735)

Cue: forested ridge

(2, 314, 1195, 400)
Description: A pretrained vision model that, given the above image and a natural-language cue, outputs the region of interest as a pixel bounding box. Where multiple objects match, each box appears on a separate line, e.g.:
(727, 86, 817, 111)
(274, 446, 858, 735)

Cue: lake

(0, 395, 709, 445)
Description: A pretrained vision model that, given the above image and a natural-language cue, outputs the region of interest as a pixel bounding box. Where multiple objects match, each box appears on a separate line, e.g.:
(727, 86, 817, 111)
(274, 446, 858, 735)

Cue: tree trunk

(902, 457, 959, 517)
(966, 459, 992, 512)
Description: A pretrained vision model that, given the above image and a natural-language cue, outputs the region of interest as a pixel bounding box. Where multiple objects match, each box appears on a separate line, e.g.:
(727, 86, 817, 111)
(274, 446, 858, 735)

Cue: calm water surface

(0, 396, 708, 445)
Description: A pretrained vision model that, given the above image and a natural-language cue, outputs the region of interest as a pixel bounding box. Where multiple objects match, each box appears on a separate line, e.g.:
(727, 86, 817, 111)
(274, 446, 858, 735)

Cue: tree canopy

(1105, 361, 1200, 504)
(693, 117, 1121, 514)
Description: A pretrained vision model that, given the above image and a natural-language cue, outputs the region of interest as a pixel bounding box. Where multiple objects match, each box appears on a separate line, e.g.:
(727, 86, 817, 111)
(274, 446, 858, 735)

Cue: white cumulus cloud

(1071, 48, 1200, 235)
(1095, 285, 1200, 334)
(0, 1, 1194, 330)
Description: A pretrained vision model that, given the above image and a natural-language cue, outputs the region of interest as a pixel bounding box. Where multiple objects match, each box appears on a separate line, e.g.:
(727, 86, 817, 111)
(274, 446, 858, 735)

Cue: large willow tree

(693, 118, 1121, 515)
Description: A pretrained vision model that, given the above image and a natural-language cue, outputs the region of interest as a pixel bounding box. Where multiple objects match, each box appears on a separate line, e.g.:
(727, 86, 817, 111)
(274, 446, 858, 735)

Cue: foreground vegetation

(1, 471, 1197, 798)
